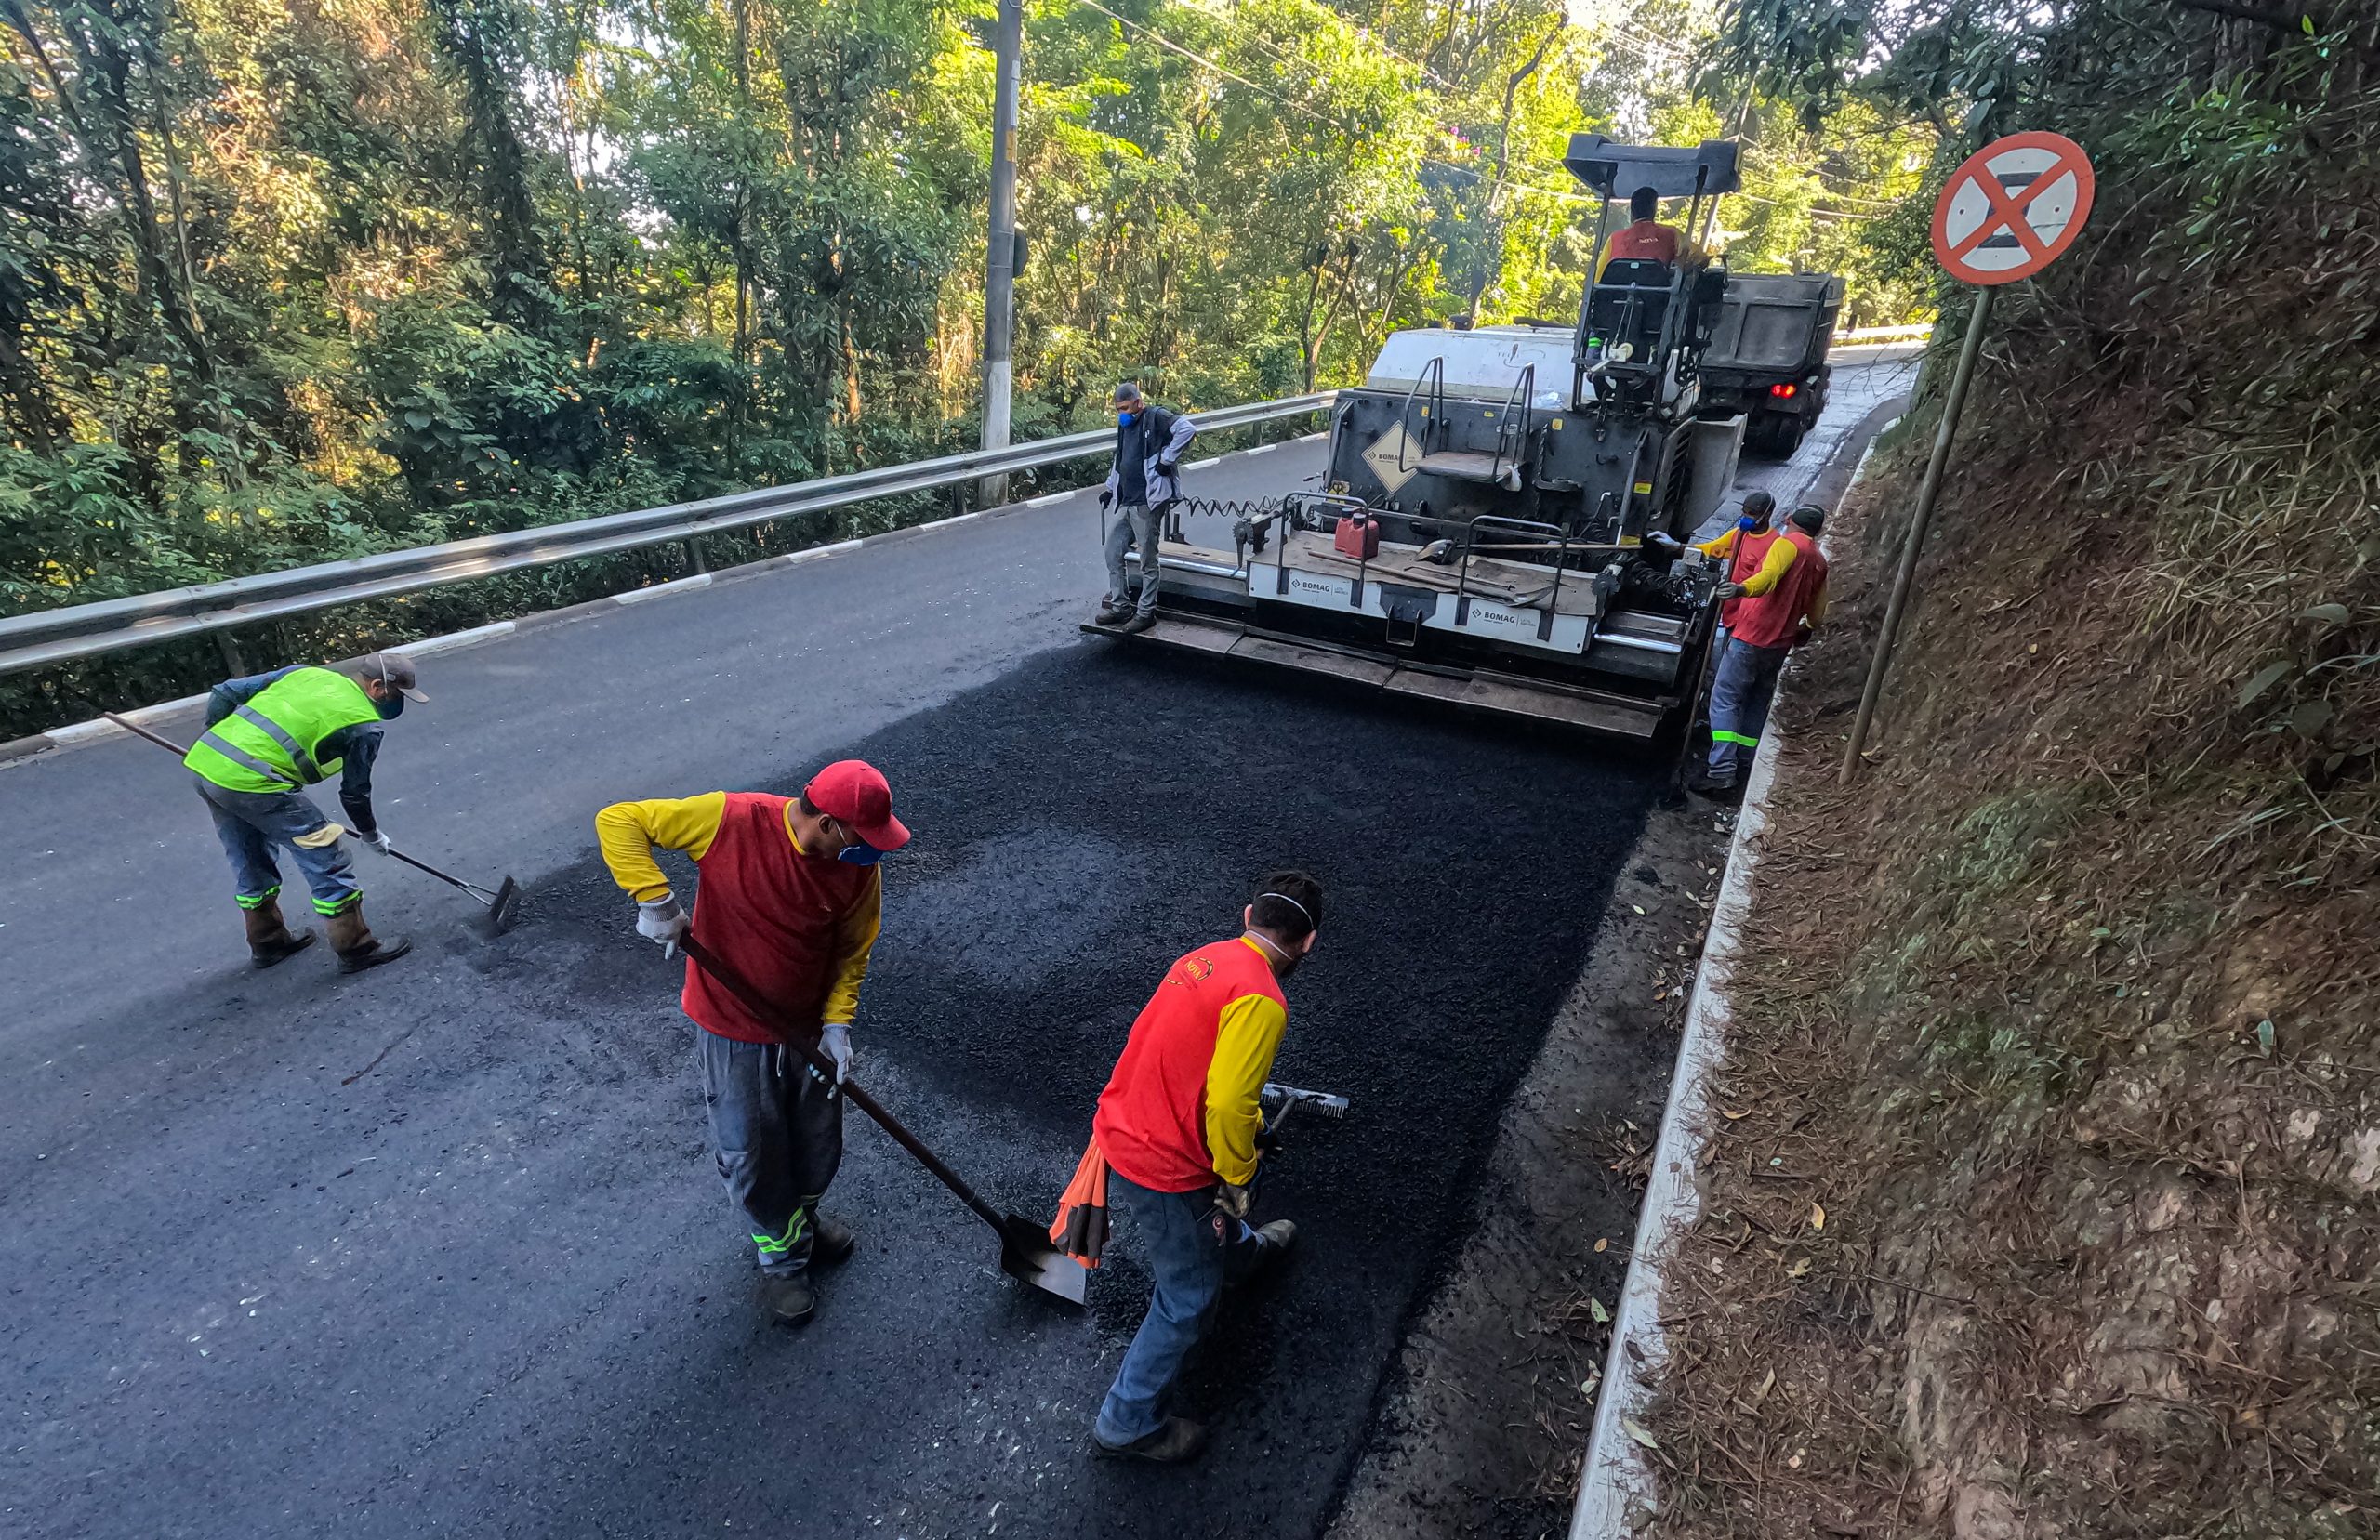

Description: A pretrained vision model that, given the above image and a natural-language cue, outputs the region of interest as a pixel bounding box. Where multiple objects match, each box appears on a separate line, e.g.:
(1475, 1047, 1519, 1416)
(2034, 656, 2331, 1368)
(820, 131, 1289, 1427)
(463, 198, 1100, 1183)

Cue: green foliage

(0, 0, 1934, 736)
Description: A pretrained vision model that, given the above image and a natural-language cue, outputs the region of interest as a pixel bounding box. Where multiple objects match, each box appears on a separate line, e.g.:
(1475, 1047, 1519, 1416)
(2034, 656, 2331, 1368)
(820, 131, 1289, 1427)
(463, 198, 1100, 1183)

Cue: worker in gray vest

(181, 653, 422, 972)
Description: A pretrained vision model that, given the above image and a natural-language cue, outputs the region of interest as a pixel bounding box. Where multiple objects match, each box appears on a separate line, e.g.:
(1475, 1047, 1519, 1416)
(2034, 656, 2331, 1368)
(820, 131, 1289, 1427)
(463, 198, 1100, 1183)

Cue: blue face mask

(837, 841, 884, 867)
(1117, 410, 1137, 427)
(375, 691, 406, 720)
(1737, 515, 1760, 534)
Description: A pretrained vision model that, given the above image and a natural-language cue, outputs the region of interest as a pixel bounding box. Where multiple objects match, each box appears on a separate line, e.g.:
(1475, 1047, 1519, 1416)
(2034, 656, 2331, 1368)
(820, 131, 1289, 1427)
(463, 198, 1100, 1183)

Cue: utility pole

(978, 0, 1023, 510)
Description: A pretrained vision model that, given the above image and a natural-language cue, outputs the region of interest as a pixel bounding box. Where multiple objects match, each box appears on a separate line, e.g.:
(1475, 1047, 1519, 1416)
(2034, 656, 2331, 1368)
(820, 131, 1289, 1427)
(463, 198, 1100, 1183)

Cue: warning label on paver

(1362, 424, 1421, 494)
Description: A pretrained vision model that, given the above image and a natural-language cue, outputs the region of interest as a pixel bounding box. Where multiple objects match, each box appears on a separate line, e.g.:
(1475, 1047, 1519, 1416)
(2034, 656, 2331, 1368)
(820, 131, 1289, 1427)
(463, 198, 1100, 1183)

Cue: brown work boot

(1093, 1416, 1207, 1464)
(242, 901, 316, 969)
(327, 905, 413, 973)
(760, 1268, 816, 1327)
(811, 1213, 855, 1267)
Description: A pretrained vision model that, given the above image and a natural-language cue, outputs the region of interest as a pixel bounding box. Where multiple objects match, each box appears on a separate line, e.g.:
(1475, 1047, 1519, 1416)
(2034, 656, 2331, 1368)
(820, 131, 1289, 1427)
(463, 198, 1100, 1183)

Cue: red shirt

(1093, 939, 1288, 1192)
(1604, 220, 1682, 267)
(681, 793, 877, 1043)
(1731, 529, 1830, 650)
(1710, 527, 1778, 630)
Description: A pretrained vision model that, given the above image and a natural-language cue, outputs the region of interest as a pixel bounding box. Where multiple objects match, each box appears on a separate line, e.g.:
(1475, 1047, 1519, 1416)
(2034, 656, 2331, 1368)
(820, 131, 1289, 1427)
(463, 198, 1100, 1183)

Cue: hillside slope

(1643, 70, 2379, 1540)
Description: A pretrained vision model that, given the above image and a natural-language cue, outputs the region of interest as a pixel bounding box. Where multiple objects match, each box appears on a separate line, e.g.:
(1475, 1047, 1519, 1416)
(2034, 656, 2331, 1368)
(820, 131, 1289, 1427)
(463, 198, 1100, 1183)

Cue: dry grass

(1635, 82, 2380, 1540)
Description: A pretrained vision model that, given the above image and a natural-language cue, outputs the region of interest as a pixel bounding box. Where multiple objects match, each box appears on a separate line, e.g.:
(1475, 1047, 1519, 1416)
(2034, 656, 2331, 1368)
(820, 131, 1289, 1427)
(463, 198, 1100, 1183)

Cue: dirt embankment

(1641, 87, 2380, 1540)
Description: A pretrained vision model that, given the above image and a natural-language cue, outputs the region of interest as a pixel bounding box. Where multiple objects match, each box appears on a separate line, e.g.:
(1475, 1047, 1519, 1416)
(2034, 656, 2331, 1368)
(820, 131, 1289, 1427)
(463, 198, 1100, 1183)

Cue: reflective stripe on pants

(193, 772, 361, 915)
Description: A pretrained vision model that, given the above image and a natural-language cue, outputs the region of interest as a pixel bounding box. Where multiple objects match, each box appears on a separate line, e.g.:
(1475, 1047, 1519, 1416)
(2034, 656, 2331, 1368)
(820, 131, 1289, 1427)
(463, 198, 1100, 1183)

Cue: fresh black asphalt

(0, 378, 1899, 1538)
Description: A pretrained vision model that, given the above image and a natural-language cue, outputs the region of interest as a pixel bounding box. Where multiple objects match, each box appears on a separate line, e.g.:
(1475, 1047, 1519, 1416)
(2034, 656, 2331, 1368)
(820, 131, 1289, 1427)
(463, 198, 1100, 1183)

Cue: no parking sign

(1930, 131, 2096, 286)
(1842, 130, 2097, 781)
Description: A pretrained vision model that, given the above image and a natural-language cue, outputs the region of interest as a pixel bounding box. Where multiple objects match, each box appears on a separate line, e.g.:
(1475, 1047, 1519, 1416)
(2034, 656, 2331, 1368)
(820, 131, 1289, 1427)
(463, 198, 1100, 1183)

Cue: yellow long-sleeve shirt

(594, 792, 881, 1024)
(1731, 535, 1829, 626)
(1206, 981, 1289, 1187)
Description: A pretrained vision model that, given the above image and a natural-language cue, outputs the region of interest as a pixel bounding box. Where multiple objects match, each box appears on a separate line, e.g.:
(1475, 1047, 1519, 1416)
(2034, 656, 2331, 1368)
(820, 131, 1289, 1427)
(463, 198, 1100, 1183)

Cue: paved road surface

(0, 360, 1909, 1540)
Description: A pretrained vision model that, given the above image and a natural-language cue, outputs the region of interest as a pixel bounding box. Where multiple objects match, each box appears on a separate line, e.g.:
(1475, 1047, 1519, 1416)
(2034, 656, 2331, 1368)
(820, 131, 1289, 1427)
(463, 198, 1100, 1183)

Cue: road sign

(1930, 131, 2095, 287)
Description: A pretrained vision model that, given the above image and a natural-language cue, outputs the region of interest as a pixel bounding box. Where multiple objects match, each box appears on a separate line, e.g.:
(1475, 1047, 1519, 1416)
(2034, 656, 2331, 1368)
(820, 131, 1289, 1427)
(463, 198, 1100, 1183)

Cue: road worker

(1693, 504, 1830, 796)
(182, 652, 423, 972)
(1095, 381, 1197, 634)
(1600, 185, 1701, 274)
(1652, 489, 1777, 638)
(595, 760, 907, 1328)
(1086, 870, 1322, 1464)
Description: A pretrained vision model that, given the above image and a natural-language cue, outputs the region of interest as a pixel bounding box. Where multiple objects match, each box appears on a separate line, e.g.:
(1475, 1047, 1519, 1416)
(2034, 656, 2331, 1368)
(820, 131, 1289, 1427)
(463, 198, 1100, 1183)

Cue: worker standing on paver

(595, 761, 908, 1328)
(1095, 381, 1197, 635)
(182, 652, 425, 973)
(1086, 870, 1323, 1464)
(1693, 504, 1830, 796)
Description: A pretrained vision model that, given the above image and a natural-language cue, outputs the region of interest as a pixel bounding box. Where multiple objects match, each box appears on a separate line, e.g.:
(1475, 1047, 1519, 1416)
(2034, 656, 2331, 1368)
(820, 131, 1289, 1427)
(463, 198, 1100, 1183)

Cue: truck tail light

(1769, 383, 1798, 399)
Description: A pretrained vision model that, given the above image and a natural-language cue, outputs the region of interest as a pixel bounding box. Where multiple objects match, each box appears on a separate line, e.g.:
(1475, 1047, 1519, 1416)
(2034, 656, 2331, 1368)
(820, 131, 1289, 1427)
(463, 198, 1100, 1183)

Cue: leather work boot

(1093, 600, 1127, 625)
(242, 901, 316, 969)
(810, 1213, 855, 1267)
(1093, 1417, 1207, 1464)
(1118, 612, 1156, 636)
(760, 1269, 816, 1327)
(327, 906, 413, 973)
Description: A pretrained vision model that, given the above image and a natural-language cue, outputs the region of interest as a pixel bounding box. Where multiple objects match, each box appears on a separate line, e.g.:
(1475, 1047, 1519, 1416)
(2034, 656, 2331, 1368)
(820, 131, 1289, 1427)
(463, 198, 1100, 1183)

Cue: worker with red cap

(595, 760, 910, 1327)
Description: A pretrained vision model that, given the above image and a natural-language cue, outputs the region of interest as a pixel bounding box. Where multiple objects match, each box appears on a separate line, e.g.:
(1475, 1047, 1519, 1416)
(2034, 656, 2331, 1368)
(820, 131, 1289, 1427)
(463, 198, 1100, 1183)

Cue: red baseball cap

(804, 759, 910, 852)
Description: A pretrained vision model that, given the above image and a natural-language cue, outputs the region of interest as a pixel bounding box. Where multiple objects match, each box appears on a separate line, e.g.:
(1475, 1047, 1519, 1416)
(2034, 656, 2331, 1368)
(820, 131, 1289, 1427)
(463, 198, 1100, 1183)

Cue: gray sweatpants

(696, 1028, 845, 1272)
(1104, 500, 1160, 615)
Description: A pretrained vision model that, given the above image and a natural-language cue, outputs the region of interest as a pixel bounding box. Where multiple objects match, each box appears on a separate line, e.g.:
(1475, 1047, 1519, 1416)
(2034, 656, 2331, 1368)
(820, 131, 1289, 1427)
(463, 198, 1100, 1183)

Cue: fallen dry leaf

(1621, 1416, 1659, 1451)
(1588, 1296, 1612, 1324)
(1810, 1202, 1827, 1231)
(1593, 1237, 1610, 1253)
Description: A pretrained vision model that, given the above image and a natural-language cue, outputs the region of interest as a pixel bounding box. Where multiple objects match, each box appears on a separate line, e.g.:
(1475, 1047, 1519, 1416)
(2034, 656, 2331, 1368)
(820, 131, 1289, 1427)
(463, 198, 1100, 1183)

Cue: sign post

(1839, 132, 2095, 783)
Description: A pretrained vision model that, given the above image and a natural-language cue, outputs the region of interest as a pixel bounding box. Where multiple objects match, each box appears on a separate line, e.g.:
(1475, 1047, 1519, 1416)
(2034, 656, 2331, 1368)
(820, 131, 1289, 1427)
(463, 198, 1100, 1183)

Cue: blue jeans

(1094, 1172, 1263, 1446)
(1704, 638, 1790, 784)
(192, 772, 362, 916)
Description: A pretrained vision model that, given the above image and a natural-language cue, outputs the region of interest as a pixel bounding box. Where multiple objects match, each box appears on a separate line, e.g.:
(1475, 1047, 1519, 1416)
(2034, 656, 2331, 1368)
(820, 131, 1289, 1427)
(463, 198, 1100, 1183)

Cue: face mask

(821, 820, 884, 866)
(1737, 515, 1760, 534)
(374, 691, 406, 720)
(1117, 410, 1137, 427)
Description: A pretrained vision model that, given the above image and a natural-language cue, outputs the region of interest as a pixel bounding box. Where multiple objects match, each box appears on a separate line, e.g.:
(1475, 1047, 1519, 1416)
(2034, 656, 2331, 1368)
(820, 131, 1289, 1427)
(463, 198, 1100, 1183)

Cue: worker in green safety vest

(182, 652, 425, 972)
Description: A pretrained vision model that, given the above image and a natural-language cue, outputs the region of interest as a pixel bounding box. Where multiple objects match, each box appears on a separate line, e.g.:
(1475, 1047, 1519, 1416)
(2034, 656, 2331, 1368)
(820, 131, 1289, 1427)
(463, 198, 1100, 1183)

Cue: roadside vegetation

(1642, 4, 2380, 1535)
(1, 0, 1930, 736)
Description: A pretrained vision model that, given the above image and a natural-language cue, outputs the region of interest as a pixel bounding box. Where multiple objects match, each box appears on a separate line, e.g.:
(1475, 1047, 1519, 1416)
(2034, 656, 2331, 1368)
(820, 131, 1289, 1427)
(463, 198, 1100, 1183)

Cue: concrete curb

(1567, 415, 1901, 1537)
(0, 433, 1327, 770)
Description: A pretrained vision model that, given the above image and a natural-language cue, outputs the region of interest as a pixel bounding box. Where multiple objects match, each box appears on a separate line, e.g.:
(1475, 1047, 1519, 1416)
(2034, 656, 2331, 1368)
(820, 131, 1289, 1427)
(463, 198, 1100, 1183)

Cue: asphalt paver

(2, 366, 1902, 1538)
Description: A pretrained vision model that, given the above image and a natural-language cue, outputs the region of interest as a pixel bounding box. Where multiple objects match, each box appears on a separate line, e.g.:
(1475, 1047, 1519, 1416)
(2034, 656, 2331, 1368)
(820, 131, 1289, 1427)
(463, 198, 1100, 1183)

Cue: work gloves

(1097, 489, 1113, 510)
(636, 895, 690, 959)
(359, 829, 393, 856)
(817, 1022, 853, 1084)
(1216, 1181, 1254, 1221)
(1157, 459, 1179, 479)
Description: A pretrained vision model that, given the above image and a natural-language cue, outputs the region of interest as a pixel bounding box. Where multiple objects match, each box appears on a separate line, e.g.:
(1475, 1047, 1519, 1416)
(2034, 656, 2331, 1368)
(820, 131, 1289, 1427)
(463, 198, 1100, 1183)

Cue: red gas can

(1334, 513, 1380, 560)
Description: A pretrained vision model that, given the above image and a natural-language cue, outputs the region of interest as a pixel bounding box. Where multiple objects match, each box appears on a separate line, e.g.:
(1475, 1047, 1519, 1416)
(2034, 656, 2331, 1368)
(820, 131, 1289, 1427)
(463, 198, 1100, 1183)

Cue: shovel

(105, 712, 525, 935)
(677, 933, 1089, 1308)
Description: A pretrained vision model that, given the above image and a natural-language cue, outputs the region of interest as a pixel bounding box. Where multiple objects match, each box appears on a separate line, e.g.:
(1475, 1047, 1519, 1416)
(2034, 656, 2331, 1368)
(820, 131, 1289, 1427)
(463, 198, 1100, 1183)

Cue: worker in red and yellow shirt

(1655, 490, 1778, 636)
(1695, 505, 1831, 795)
(595, 759, 907, 1329)
(1087, 871, 1324, 1465)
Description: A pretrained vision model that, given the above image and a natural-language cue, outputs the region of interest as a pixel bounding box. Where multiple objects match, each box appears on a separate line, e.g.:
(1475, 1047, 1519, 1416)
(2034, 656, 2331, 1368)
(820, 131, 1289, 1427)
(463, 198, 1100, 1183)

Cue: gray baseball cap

(361, 652, 428, 702)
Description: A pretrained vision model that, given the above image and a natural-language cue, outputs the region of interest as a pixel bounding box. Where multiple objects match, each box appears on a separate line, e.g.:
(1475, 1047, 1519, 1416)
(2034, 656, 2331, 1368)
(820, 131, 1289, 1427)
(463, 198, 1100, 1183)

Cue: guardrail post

(215, 631, 245, 677)
(683, 537, 708, 575)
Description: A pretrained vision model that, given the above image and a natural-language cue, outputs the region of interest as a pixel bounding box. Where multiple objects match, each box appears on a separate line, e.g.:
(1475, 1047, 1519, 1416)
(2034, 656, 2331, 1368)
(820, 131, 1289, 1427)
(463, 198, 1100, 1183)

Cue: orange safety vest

(1731, 529, 1829, 651)
(1720, 527, 1778, 631)
(1092, 939, 1286, 1192)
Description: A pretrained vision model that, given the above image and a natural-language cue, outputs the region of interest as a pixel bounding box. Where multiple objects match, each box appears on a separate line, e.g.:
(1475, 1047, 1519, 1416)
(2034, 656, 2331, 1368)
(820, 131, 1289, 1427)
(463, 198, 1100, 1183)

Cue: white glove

(359, 829, 393, 856)
(635, 895, 690, 959)
(817, 1022, 853, 1084)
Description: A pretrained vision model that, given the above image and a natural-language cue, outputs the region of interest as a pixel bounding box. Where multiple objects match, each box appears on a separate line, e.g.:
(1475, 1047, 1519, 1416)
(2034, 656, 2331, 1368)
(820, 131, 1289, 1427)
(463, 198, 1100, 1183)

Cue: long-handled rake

(105, 712, 524, 935)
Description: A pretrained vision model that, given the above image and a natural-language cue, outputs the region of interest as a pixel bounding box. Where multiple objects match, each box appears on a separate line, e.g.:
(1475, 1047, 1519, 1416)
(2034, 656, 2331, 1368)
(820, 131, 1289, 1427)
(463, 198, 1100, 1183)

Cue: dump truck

(1698, 272, 1845, 457)
(1085, 136, 1754, 743)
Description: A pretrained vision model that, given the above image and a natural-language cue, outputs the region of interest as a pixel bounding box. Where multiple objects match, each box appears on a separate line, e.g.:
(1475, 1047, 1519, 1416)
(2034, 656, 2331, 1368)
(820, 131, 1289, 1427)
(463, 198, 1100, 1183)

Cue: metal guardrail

(0, 392, 1338, 676)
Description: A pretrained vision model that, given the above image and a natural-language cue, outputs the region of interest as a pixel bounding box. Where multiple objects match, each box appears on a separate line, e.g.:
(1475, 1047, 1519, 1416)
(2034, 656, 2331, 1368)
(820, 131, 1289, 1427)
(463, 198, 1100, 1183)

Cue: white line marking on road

(614, 575, 711, 604)
(1183, 457, 1221, 471)
(404, 620, 522, 649)
(1245, 443, 1277, 455)
(1025, 491, 1073, 507)
(786, 539, 864, 564)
